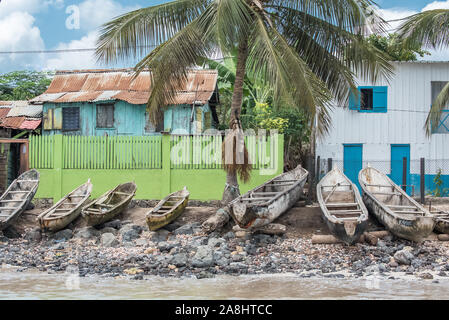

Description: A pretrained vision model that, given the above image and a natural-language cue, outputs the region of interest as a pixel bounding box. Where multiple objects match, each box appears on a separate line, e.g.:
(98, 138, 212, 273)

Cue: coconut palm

(398, 9, 449, 134)
(96, 0, 392, 203)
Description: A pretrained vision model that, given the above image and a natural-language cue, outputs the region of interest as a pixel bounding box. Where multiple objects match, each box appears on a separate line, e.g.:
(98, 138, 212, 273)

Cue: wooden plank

(323, 202, 358, 207)
(387, 205, 417, 209)
(393, 210, 424, 214)
(371, 191, 402, 196)
(265, 182, 295, 187)
(330, 209, 362, 213)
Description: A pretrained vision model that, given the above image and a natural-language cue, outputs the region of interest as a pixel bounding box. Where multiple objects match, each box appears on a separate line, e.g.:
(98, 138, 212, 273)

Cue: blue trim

(349, 86, 388, 113)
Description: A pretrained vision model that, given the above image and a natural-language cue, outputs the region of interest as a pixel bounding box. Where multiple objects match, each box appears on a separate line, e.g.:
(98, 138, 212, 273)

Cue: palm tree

(96, 0, 392, 203)
(398, 9, 449, 134)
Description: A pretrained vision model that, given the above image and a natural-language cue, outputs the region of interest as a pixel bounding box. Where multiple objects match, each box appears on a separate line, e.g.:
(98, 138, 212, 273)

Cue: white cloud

(0, 11, 45, 70)
(422, 1, 449, 11)
(0, 0, 64, 18)
(78, 0, 140, 31)
(44, 31, 99, 70)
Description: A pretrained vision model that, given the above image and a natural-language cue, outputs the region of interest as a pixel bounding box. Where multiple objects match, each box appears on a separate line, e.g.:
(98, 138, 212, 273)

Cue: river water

(1, 269, 449, 299)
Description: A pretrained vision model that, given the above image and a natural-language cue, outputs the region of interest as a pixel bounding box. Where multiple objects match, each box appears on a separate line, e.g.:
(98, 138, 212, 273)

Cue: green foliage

(0, 71, 53, 101)
(430, 169, 449, 197)
(366, 33, 430, 61)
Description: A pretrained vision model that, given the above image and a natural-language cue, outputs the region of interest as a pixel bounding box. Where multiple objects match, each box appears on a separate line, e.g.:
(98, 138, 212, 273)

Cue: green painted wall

(32, 134, 284, 202)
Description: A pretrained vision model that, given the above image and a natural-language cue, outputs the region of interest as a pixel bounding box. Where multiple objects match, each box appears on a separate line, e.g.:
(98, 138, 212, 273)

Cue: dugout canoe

(0, 169, 40, 231)
(228, 165, 308, 230)
(82, 182, 137, 226)
(317, 167, 369, 245)
(37, 179, 92, 232)
(359, 166, 434, 242)
(146, 186, 189, 231)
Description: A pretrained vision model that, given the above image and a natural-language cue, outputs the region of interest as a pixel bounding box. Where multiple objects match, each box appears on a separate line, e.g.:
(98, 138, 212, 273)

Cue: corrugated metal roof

(1, 116, 25, 129)
(30, 69, 218, 105)
(6, 105, 42, 118)
(0, 101, 30, 107)
(0, 108, 11, 120)
(19, 119, 41, 130)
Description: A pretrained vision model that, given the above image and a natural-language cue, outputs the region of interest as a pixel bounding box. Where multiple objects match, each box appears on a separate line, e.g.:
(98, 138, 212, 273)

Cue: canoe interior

(319, 169, 367, 223)
(359, 166, 427, 219)
(40, 180, 92, 220)
(146, 187, 190, 231)
(0, 169, 39, 226)
(83, 182, 136, 215)
(232, 166, 308, 207)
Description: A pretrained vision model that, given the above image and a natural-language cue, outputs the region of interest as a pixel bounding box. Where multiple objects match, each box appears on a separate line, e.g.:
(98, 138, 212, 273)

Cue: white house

(316, 61, 449, 196)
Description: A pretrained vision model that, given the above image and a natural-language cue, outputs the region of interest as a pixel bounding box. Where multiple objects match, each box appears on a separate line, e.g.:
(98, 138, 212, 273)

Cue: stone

(149, 229, 170, 242)
(207, 237, 226, 248)
(157, 241, 175, 252)
(25, 228, 42, 242)
(52, 229, 72, 241)
(223, 231, 235, 240)
(101, 233, 118, 247)
(172, 253, 188, 267)
(75, 227, 100, 239)
(191, 245, 214, 268)
(419, 272, 434, 280)
(101, 227, 118, 235)
(102, 220, 122, 229)
(389, 258, 399, 268)
(393, 247, 415, 265)
(229, 262, 248, 271)
(135, 239, 148, 246)
(3, 226, 20, 239)
(120, 224, 144, 234)
(121, 229, 140, 242)
(163, 222, 182, 232)
(174, 223, 201, 235)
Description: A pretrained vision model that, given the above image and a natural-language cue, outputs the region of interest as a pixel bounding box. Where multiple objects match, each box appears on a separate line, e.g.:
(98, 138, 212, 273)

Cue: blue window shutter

(348, 89, 360, 110)
(373, 86, 387, 112)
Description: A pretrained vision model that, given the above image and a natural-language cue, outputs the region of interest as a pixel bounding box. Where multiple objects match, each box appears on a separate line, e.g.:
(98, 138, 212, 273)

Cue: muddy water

(1, 269, 449, 299)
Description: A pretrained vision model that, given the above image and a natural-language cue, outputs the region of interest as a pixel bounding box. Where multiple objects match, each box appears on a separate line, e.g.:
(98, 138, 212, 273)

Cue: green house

(30, 69, 220, 136)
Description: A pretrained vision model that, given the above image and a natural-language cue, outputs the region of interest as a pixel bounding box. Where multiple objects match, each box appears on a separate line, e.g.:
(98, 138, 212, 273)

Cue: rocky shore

(1, 205, 449, 282)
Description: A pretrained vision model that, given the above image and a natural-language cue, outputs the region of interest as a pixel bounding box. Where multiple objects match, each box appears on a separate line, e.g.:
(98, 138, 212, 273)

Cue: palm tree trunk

(222, 36, 249, 203)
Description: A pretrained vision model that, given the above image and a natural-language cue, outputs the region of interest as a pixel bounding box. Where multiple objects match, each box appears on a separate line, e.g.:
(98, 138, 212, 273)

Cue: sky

(1, 0, 449, 73)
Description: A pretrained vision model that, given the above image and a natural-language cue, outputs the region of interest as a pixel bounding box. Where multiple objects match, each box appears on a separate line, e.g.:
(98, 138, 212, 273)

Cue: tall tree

(398, 9, 449, 134)
(0, 71, 53, 101)
(96, 0, 392, 203)
(366, 33, 429, 61)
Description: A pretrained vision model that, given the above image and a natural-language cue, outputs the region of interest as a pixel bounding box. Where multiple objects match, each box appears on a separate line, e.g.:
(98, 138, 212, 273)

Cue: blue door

(343, 144, 363, 191)
(391, 144, 410, 193)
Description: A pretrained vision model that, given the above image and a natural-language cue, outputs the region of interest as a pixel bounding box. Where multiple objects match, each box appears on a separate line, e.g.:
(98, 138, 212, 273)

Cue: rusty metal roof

(0, 102, 42, 130)
(19, 119, 41, 130)
(31, 69, 218, 105)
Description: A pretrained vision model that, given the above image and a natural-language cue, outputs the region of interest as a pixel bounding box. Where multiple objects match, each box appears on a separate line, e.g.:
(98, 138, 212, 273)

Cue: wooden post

(307, 155, 315, 204)
(420, 157, 425, 204)
(316, 155, 321, 183)
(327, 158, 332, 173)
(402, 157, 407, 192)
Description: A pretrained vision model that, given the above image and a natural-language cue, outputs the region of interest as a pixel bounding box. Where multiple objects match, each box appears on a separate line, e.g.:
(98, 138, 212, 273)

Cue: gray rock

(102, 220, 122, 229)
(25, 228, 42, 242)
(191, 245, 214, 267)
(120, 224, 144, 234)
(229, 262, 248, 270)
(3, 226, 20, 239)
(75, 226, 100, 239)
(172, 253, 188, 267)
(232, 254, 243, 262)
(394, 247, 415, 265)
(101, 233, 118, 247)
(163, 222, 182, 232)
(158, 241, 175, 252)
(419, 272, 434, 280)
(135, 239, 148, 246)
(208, 237, 226, 248)
(100, 227, 118, 235)
(215, 257, 229, 267)
(223, 231, 235, 240)
(174, 223, 201, 235)
(149, 229, 170, 242)
(121, 229, 140, 242)
(52, 229, 72, 241)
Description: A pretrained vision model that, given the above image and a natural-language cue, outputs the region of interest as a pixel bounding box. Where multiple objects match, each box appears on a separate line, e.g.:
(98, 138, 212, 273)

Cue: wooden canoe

(358, 166, 434, 242)
(228, 165, 308, 230)
(37, 179, 93, 232)
(82, 182, 137, 226)
(317, 167, 368, 245)
(146, 186, 189, 231)
(0, 169, 40, 231)
(429, 210, 449, 234)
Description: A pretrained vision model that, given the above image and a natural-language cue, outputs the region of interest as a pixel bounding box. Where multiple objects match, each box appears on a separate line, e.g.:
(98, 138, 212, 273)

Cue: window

(62, 107, 80, 131)
(360, 88, 373, 110)
(431, 81, 449, 134)
(96, 104, 114, 128)
(349, 86, 387, 113)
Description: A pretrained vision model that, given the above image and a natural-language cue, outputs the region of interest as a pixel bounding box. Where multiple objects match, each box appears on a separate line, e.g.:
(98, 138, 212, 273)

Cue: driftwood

(312, 230, 391, 245)
(202, 207, 230, 233)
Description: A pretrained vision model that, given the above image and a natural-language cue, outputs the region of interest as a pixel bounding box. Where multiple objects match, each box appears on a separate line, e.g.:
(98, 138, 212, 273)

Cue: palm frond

(96, 0, 209, 64)
(426, 82, 449, 136)
(398, 9, 449, 49)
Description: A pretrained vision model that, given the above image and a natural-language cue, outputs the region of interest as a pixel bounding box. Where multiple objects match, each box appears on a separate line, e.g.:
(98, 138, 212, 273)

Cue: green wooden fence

(28, 134, 284, 201)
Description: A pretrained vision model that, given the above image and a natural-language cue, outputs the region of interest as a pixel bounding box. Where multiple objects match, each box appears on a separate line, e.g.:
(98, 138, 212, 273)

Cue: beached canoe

(82, 182, 137, 226)
(228, 165, 308, 230)
(317, 167, 369, 245)
(429, 210, 449, 234)
(146, 187, 190, 231)
(37, 179, 92, 232)
(0, 169, 40, 231)
(359, 166, 434, 242)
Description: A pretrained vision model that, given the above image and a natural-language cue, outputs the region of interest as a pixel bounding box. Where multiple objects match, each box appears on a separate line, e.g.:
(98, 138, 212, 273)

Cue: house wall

(316, 61, 449, 195)
(42, 101, 213, 136)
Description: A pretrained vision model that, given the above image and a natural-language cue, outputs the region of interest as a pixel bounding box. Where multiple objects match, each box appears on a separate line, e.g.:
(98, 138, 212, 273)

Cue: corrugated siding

(317, 62, 449, 173)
